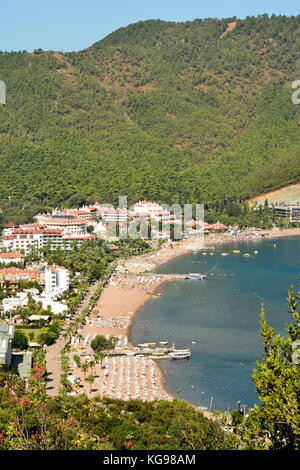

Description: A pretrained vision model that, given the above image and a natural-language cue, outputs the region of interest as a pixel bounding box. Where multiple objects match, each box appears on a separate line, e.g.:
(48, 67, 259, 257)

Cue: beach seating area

(114, 274, 165, 291)
(98, 356, 171, 401)
(89, 316, 131, 330)
(70, 355, 172, 402)
(65, 242, 191, 402)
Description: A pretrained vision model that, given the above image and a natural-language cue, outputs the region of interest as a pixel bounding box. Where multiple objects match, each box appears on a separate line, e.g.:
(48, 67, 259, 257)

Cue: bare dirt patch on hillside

(249, 183, 300, 206)
(221, 21, 237, 38)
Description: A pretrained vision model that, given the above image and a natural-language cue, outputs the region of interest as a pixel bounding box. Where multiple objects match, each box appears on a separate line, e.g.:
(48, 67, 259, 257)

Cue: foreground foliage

(0, 358, 237, 450)
(241, 286, 300, 449)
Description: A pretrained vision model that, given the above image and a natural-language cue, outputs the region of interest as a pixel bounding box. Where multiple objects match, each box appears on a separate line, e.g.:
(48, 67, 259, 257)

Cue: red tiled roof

(0, 267, 37, 276)
(0, 253, 24, 258)
(3, 220, 17, 228)
(12, 228, 63, 235)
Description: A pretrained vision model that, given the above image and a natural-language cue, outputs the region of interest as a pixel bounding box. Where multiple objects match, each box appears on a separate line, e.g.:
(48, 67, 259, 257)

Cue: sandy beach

(52, 227, 299, 413)
(204, 227, 300, 247)
(258, 227, 300, 239)
(67, 241, 192, 402)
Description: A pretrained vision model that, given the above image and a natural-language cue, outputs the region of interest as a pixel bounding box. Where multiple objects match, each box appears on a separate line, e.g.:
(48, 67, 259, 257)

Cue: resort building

(45, 265, 70, 298)
(98, 207, 128, 222)
(1, 227, 96, 254)
(129, 200, 175, 223)
(41, 217, 87, 235)
(2, 221, 19, 236)
(61, 207, 97, 221)
(61, 233, 97, 249)
(0, 267, 41, 292)
(271, 203, 300, 223)
(0, 253, 24, 265)
(2, 288, 67, 317)
(0, 323, 15, 367)
(2, 291, 34, 315)
(34, 213, 88, 234)
(5, 228, 63, 254)
(131, 200, 165, 218)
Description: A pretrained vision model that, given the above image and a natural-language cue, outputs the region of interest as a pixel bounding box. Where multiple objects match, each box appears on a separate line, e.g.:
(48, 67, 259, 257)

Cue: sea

(130, 236, 300, 412)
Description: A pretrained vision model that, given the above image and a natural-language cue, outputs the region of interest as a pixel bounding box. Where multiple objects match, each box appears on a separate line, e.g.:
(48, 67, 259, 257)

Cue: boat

(254, 250, 258, 254)
(221, 252, 229, 256)
(186, 273, 207, 280)
(244, 253, 251, 257)
(159, 341, 168, 345)
(232, 250, 240, 254)
(169, 350, 191, 360)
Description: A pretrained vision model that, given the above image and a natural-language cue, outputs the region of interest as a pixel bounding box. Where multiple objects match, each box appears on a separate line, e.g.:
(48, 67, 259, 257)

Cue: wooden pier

(107, 345, 191, 361)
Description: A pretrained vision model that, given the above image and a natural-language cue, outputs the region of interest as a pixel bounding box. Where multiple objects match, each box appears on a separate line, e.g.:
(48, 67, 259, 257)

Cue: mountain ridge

(0, 14, 299, 207)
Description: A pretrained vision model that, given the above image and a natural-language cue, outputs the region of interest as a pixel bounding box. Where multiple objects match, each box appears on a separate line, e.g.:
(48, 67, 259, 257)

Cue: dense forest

(0, 14, 300, 209)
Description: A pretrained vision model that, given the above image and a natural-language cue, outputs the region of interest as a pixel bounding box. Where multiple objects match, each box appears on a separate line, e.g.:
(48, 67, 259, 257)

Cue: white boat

(169, 350, 191, 360)
(221, 252, 229, 256)
(186, 273, 207, 280)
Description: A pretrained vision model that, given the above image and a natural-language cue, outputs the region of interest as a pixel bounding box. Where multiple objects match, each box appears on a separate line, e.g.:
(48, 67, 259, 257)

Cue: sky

(0, 0, 299, 52)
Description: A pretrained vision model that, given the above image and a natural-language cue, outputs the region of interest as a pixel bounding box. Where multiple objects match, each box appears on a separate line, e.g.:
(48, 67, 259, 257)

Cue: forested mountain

(0, 14, 300, 208)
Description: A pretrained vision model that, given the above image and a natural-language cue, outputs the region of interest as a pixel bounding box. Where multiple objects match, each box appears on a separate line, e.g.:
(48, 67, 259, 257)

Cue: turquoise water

(130, 236, 300, 412)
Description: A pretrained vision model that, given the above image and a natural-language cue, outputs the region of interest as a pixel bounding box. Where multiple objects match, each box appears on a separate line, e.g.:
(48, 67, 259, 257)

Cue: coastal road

(45, 280, 101, 396)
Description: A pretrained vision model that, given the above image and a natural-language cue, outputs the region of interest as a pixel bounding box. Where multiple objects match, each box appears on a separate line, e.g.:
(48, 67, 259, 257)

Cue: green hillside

(0, 14, 300, 208)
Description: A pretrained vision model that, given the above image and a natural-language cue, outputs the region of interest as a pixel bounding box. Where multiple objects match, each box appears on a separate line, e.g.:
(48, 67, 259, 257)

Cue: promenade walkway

(45, 281, 100, 396)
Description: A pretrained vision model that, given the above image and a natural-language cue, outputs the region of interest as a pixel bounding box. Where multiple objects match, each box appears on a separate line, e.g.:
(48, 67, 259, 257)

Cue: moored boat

(169, 350, 191, 360)
(186, 273, 207, 280)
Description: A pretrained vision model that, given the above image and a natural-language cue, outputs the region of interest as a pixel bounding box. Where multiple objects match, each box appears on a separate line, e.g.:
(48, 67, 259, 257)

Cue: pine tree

(242, 287, 300, 449)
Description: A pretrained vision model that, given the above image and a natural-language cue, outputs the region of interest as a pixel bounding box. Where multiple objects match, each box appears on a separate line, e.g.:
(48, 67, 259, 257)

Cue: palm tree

(73, 354, 81, 368)
(95, 352, 106, 369)
(85, 374, 95, 394)
(88, 359, 96, 375)
(81, 360, 89, 381)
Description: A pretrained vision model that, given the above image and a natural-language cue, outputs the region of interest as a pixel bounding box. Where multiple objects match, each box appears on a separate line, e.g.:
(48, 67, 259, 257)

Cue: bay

(130, 236, 300, 412)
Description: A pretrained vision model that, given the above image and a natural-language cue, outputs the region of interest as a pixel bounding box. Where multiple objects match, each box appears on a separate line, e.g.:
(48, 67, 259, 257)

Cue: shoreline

(126, 228, 300, 412)
(67, 227, 299, 413)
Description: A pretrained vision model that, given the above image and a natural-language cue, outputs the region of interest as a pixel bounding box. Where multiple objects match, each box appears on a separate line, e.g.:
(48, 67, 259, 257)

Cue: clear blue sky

(1, 0, 299, 52)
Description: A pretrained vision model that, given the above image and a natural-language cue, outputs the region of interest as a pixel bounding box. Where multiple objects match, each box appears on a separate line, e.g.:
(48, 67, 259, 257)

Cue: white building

(62, 207, 97, 221)
(97, 206, 128, 222)
(2, 291, 30, 314)
(42, 217, 87, 235)
(0, 253, 24, 265)
(61, 233, 97, 249)
(129, 200, 173, 222)
(2, 289, 67, 317)
(4, 228, 63, 255)
(0, 323, 15, 367)
(31, 295, 67, 316)
(45, 265, 70, 298)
